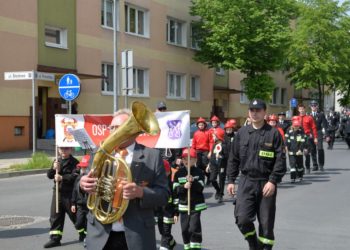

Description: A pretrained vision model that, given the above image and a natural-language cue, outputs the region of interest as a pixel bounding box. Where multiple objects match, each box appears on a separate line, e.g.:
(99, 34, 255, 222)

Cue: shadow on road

(0, 227, 48, 238)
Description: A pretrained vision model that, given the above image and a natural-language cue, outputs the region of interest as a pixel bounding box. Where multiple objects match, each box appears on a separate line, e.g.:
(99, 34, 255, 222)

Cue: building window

(130, 68, 149, 96)
(190, 23, 200, 49)
(101, 63, 114, 94)
(14, 126, 24, 136)
(190, 76, 200, 101)
(167, 18, 186, 46)
(240, 83, 249, 104)
(45, 26, 67, 49)
(101, 0, 115, 28)
(281, 88, 287, 105)
(167, 72, 185, 99)
(216, 67, 225, 76)
(125, 4, 148, 36)
(271, 87, 280, 105)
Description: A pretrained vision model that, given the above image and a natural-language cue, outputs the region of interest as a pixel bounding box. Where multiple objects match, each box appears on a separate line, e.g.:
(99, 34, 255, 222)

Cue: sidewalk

(0, 149, 85, 178)
(0, 150, 55, 170)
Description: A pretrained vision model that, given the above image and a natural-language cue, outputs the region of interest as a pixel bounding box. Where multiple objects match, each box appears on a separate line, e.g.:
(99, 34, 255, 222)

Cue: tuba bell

(87, 101, 160, 224)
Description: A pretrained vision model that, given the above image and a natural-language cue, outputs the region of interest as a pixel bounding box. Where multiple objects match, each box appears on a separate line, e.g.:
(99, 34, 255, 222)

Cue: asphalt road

(1, 140, 350, 250)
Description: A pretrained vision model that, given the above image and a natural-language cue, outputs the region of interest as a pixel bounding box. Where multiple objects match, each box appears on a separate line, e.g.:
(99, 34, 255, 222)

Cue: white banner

(154, 110, 190, 148)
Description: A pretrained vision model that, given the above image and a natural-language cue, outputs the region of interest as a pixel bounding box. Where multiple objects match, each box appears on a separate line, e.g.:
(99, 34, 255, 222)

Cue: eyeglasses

(158, 107, 167, 111)
(310, 105, 318, 107)
(108, 125, 120, 131)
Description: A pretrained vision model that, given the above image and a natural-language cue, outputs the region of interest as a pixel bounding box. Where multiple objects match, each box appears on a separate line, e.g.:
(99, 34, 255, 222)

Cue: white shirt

(111, 142, 135, 232)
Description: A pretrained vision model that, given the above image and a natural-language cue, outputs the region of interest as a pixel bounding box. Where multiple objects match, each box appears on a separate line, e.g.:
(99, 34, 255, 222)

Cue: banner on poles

(55, 114, 113, 147)
(55, 110, 190, 149)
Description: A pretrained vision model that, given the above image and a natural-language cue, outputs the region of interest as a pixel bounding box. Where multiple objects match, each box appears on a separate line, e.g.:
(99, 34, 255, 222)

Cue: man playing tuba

(80, 107, 169, 250)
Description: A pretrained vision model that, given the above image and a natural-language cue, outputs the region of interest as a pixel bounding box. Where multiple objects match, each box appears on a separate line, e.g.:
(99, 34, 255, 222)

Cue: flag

(136, 111, 190, 148)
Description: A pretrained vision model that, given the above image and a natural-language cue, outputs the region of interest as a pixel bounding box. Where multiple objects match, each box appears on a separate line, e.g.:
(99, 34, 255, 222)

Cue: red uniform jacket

(299, 115, 317, 138)
(208, 127, 225, 151)
(192, 129, 210, 151)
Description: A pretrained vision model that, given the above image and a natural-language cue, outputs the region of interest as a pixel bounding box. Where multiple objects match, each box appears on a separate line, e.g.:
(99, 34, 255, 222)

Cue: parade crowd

(44, 100, 350, 250)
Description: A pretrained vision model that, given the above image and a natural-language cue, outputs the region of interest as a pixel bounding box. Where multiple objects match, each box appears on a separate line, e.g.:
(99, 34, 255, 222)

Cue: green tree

(191, 0, 297, 101)
(286, 0, 350, 109)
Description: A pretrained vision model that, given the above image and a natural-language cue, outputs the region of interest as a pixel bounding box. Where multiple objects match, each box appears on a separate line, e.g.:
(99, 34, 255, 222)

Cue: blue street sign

(58, 74, 81, 101)
(290, 98, 298, 108)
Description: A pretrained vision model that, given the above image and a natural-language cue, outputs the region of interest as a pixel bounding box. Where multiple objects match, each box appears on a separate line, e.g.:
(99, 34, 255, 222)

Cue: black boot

(247, 235, 259, 250)
(43, 239, 61, 248)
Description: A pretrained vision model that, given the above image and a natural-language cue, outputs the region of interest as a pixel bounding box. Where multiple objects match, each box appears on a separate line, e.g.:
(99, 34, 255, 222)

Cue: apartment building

(0, 0, 215, 151)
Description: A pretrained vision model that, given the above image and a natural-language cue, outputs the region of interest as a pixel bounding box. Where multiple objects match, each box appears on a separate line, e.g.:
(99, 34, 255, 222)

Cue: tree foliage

(191, 0, 297, 101)
(286, 0, 350, 109)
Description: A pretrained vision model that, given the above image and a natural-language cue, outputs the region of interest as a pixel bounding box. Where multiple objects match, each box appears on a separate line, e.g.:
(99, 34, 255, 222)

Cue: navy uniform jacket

(227, 123, 286, 184)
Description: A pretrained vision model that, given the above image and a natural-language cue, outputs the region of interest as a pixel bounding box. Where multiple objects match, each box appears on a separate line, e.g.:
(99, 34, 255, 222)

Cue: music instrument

(87, 101, 160, 224)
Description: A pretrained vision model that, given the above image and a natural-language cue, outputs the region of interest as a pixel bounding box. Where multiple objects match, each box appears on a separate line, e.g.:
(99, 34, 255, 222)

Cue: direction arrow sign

(58, 74, 81, 101)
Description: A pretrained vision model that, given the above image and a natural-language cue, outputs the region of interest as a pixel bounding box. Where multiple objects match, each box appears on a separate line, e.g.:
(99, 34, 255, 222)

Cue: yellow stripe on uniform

(259, 150, 274, 158)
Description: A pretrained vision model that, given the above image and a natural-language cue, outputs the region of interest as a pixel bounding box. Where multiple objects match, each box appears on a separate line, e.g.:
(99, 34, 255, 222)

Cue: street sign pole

(32, 70, 36, 154)
(113, 0, 118, 113)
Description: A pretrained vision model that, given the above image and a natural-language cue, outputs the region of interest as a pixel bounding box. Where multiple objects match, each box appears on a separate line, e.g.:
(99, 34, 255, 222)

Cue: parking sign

(58, 74, 81, 101)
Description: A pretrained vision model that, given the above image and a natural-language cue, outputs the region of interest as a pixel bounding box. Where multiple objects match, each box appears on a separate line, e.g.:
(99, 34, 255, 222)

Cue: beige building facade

(0, 0, 296, 152)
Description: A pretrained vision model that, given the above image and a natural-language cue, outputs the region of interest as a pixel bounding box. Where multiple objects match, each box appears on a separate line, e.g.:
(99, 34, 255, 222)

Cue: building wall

(0, 117, 30, 151)
(38, 0, 76, 69)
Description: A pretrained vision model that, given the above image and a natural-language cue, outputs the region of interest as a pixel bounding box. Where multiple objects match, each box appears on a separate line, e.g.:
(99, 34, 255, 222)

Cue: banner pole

(55, 145, 59, 213)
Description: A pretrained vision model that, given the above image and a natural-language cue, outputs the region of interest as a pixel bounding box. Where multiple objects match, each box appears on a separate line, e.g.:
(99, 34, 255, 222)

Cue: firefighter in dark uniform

(44, 147, 79, 248)
(326, 110, 340, 150)
(173, 148, 207, 250)
(277, 112, 291, 134)
(227, 99, 286, 250)
(156, 160, 177, 250)
(285, 116, 307, 182)
(343, 110, 350, 149)
(309, 100, 329, 170)
(71, 155, 90, 247)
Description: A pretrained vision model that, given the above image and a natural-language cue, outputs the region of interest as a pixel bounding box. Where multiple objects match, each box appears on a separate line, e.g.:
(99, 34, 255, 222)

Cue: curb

(0, 169, 48, 179)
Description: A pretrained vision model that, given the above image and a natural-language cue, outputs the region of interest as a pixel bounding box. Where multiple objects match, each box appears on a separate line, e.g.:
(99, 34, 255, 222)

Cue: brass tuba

(87, 101, 160, 224)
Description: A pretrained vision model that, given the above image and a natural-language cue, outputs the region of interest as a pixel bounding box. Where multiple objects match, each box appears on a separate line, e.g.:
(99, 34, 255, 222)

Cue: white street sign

(4, 71, 34, 80)
(4, 71, 55, 81)
(35, 71, 55, 81)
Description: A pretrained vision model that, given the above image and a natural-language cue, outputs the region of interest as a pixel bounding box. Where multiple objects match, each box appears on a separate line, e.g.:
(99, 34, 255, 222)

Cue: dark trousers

(103, 231, 128, 250)
(155, 208, 175, 248)
(345, 133, 350, 148)
(75, 204, 88, 236)
(234, 176, 276, 248)
(209, 162, 226, 196)
(49, 191, 76, 241)
(289, 155, 304, 180)
(180, 212, 202, 248)
(197, 151, 210, 182)
(308, 130, 325, 167)
(327, 131, 336, 149)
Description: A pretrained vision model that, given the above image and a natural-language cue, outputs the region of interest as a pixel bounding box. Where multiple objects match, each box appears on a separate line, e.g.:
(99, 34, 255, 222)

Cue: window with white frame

(240, 83, 249, 103)
(215, 67, 225, 76)
(167, 72, 185, 99)
(280, 88, 287, 105)
(271, 87, 280, 105)
(101, 63, 114, 94)
(166, 18, 186, 46)
(130, 68, 149, 96)
(101, 0, 115, 28)
(190, 76, 200, 101)
(45, 26, 67, 49)
(125, 4, 148, 36)
(190, 23, 200, 49)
